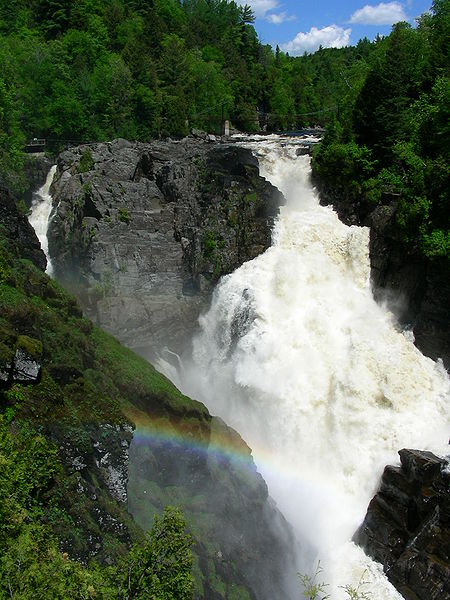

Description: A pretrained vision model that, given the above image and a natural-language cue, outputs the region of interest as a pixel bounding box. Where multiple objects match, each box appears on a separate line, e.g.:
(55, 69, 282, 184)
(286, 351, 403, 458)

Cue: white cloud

(281, 25, 351, 55)
(349, 2, 407, 25)
(237, 0, 279, 19)
(266, 11, 296, 25)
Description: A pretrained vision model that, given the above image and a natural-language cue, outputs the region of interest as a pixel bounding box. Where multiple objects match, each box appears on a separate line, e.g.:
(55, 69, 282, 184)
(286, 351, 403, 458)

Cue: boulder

(354, 448, 450, 599)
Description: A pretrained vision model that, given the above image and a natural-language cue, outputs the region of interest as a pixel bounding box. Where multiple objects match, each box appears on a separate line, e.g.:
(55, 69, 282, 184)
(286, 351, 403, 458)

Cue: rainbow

(124, 404, 307, 488)
(125, 404, 257, 468)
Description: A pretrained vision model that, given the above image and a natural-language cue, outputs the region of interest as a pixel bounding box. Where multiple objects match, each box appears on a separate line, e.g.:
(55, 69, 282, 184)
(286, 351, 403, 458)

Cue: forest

(0, 0, 385, 188)
(0, 0, 449, 597)
(0, 1, 448, 260)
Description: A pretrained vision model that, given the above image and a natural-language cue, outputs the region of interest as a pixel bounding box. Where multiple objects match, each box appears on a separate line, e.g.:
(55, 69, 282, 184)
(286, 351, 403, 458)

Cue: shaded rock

(47, 421, 136, 563)
(0, 185, 47, 271)
(316, 181, 450, 368)
(128, 415, 298, 600)
(296, 145, 312, 156)
(354, 449, 450, 600)
(24, 154, 55, 207)
(12, 348, 41, 383)
(12, 335, 42, 383)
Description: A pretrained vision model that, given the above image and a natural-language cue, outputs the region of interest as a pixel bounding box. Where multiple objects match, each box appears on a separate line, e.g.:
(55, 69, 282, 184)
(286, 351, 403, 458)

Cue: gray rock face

(0, 339, 42, 388)
(48, 138, 283, 359)
(12, 348, 41, 383)
(24, 154, 55, 207)
(354, 449, 450, 600)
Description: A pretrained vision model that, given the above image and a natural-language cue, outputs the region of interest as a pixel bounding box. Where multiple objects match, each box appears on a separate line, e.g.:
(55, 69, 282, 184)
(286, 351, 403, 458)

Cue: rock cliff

(354, 449, 450, 599)
(48, 137, 282, 359)
(1, 185, 297, 599)
(0, 184, 47, 271)
(315, 182, 450, 370)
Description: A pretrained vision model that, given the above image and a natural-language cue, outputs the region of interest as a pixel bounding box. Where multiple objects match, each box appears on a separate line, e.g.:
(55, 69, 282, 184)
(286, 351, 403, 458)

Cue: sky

(237, 1, 433, 54)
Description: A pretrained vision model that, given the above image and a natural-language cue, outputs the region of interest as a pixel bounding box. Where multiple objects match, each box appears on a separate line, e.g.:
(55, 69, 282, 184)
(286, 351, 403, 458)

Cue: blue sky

(237, 1, 433, 54)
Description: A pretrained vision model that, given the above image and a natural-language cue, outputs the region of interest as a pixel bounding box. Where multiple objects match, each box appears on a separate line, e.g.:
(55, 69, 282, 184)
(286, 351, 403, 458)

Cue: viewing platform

(25, 138, 46, 153)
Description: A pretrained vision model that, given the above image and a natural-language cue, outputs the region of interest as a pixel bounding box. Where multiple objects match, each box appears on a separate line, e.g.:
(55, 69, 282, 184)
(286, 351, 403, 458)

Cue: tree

(354, 22, 428, 162)
(123, 507, 194, 599)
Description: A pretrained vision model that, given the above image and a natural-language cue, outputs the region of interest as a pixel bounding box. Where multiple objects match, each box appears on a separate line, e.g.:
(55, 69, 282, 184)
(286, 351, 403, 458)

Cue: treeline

(313, 0, 449, 260)
(0, 0, 375, 191)
(0, 0, 448, 255)
(0, 413, 194, 599)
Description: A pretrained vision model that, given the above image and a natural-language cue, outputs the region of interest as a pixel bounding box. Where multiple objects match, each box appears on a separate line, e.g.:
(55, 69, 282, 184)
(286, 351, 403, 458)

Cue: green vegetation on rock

(312, 1, 449, 262)
(0, 198, 201, 597)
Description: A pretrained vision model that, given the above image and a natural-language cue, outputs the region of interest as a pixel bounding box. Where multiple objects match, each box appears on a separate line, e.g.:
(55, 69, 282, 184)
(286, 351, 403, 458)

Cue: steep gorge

(23, 135, 450, 599)
(2, 173, 297, 599)
(47, 137, 282, 361)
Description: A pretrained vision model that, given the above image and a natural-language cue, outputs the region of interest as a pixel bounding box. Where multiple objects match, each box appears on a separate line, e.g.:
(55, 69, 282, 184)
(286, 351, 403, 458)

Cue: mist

(161, 136, 450, 598)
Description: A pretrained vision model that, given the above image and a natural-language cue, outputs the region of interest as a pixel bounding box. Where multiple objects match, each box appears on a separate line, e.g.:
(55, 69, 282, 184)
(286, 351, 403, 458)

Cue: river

(167, 135, 450, 598)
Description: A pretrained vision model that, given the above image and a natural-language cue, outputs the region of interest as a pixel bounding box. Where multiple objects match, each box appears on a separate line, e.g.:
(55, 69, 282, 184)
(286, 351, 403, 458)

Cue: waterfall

(171, 136, 450, 598)
(28, 165, 57, 276)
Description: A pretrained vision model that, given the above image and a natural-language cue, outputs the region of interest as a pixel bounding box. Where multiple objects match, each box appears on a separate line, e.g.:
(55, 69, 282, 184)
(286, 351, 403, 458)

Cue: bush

(77, 150, 94, 173)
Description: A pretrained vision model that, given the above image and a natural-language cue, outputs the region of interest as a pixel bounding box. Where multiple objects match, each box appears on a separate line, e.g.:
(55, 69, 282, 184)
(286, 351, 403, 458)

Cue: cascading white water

(169, 136, 449, 598)
(28, 165, 57, 276)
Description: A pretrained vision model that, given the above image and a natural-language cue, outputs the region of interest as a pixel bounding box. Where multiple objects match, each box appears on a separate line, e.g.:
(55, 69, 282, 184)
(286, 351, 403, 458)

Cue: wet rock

(12, 348, 41, 383)
(11, 335, 42, 384)
(354, 449, 450, 600)
(296, 145, 312, 156)
(24, 154, 55, 207)
(0, 185, 47, 271)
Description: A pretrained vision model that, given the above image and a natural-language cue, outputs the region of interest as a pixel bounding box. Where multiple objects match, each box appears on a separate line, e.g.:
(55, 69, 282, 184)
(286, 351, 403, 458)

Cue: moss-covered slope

(0, 187, 296, 599)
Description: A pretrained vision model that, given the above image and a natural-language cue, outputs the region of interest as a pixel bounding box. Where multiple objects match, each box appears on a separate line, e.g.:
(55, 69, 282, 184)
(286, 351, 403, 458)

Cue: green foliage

(0, 0, 388, 183)
(299, 564, 373, 600)
(16, 334, 43, 358)
(298, 562, 330, 600)
(203, 230, 217, 258)
(0, 421, 193, 599)
(312, 3, 449, 262)
(421, 229, 450, 258)
(119, 507, 194, 599)
(118, 207, 131, 223)
(77, 149, 94, 173)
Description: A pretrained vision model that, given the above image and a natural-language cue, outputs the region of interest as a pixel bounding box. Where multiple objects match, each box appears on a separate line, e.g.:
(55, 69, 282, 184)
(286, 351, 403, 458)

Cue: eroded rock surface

(354, 448, 450, 599)
(48, 137, 283, 359)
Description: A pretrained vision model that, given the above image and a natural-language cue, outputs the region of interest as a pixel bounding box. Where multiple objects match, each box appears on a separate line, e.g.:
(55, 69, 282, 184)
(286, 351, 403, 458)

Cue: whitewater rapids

(28, 165, 57, 275)
(169, 136, 449, 598)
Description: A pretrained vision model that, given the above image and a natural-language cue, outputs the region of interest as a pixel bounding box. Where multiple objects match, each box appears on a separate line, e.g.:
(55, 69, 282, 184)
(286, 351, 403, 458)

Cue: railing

(25, 139, 46, 153)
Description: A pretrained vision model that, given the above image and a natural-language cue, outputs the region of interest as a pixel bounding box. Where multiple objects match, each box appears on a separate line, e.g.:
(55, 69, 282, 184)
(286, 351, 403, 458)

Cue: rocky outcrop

(128, 414, 297, 600)
(24, 154, 55, 206)
(316, 183, 450, 369)
(48, 137, 282, 359)
(354, 449, 450, 599)
(3, 173, 297, 599)
(0, 185, 47, 271)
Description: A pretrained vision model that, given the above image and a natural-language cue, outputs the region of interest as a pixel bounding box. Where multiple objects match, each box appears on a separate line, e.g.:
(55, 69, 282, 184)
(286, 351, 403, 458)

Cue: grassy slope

(0, 211, 264, 598)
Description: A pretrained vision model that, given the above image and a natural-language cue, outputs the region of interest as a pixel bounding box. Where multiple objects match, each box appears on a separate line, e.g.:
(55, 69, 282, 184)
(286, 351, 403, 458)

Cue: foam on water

(28, 165, 57, 275)
(168, 136, 449, 598)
